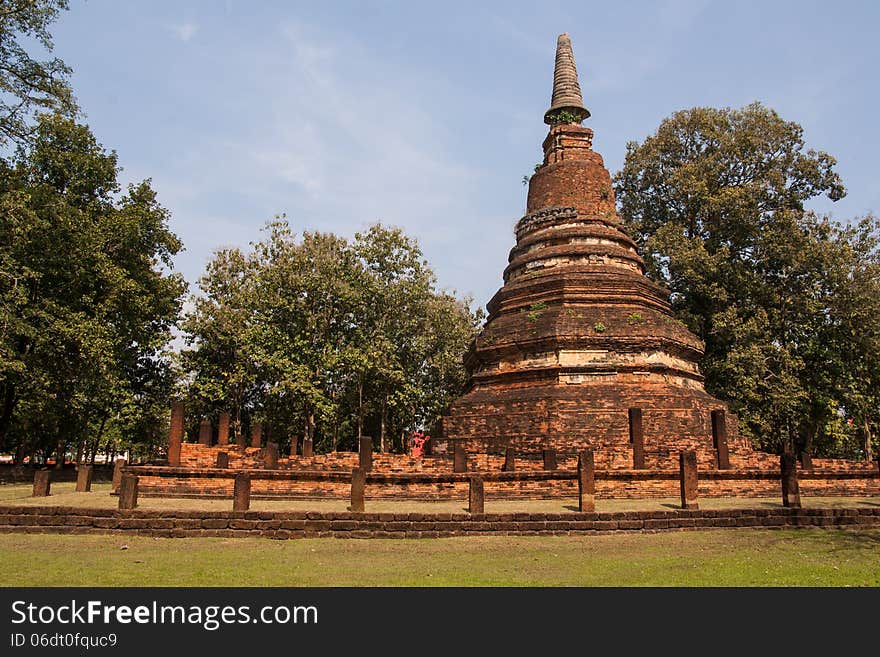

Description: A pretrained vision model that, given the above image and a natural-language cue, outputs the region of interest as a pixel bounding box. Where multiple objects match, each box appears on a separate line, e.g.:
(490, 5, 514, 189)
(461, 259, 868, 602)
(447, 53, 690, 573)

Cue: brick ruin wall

(2, 505, 879, 539)
(441, 391, 749, 467)
(136, 443, 879, 501)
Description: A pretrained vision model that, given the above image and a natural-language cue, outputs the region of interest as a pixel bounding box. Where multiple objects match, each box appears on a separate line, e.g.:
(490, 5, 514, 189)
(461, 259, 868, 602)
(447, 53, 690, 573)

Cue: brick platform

(0, 505, 878, 539)
(131, 450, 879, 500)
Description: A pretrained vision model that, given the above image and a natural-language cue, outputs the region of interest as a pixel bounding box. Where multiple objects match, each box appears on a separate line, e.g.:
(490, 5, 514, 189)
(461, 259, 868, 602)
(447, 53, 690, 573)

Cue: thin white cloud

(148, 19, 510, 304)
(169, 22, 198, 43)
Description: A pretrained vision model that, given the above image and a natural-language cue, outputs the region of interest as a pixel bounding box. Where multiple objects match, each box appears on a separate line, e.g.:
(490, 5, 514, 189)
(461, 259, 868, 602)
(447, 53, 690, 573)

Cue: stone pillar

(198, 419, 212, 446)
(799, 452, 813, 470)
(350, 467, 366, 513)
(503, 446, 515, 472)
(111, 458, 126, 493)
(168, 400, 184, 467)
(250, 422, 262, 449)
(302, 439, 314, 458)
(577, 450, 595, 512)
(233, 472, 251, 512)
(218, 411, 230, 446)
(542, 448, 557, 470)
(628, 408, 645, 469)
(679, 450, 699, 510)
(118, 473, 138, 510)
(453, 442, 467, 473)
(468, 476, 484, 514)
(711, 409, 730, 470)
(264, 442, 279, 469)
(781, 452, 801, 508)
(359, 436, 373, 472)
(32, 469, 51, 497)
(216, 451, 229, 469)
(75, 465, 93, 492)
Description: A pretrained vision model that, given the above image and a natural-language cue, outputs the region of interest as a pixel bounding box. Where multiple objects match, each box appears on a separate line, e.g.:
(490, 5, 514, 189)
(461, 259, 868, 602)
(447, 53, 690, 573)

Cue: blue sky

(50, 0, 880, 310)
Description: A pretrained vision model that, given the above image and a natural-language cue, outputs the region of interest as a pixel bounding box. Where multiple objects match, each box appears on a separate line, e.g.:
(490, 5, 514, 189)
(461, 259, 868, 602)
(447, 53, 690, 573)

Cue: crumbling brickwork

(2, 505, 879, 539)
(139, 444, 878, 500)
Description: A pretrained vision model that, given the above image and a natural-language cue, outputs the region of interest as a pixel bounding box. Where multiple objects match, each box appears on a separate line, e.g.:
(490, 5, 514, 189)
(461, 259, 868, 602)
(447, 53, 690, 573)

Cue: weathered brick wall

(179, 443, 441, 472)
(133, 462, 879, 501)
(178, 443, 874, 475)
(1, 505, 878, 539)
(442, 384, 751, 463)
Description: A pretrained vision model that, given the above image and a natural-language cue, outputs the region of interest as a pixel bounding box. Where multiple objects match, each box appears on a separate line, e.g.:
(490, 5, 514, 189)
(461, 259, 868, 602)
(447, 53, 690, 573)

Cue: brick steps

(1, 505, 878, 539)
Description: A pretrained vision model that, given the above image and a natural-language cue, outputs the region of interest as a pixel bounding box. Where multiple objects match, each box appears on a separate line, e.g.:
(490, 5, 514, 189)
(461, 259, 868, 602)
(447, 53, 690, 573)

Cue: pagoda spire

(544, 33, 590, 125)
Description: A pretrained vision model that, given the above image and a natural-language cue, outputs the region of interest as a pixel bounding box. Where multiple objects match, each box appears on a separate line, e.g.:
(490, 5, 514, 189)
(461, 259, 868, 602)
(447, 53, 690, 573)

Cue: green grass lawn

(2, 482, 878, 586)
(0, 529, 878, 586)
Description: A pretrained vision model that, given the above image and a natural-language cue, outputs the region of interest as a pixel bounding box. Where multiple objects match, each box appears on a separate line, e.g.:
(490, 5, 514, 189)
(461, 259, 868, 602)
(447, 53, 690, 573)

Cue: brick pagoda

(440, 34, 744, 467)
(122, 35, 877, 507)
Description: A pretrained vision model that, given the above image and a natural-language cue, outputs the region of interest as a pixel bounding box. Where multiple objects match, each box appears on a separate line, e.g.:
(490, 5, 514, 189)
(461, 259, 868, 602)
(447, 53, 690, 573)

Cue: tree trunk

(380, 394, 387, 453)
(301, 403, 315, 456)
(801, 418, 816, 458)
(796, 416, 821, 462)
(0, 381, 16, 445)
(864, 419, 874, 462)
(54, 439, 66, 469)
(13, 442, 25, 465)
(90, 415, 108, 465)
(232, 400, 242, 445)
(357, 376, 364, 439)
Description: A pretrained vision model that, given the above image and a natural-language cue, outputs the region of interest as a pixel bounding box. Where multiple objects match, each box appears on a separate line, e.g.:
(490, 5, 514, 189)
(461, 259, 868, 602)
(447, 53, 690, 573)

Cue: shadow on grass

(765, 527, 880, 554)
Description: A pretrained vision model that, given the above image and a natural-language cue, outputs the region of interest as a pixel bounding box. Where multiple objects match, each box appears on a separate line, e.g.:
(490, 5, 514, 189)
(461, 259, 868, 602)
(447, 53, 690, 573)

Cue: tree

(252, 222, 364, 453)
(614, 102, 879, 457)
(827, 216, 880, 459)
(352, 225, 433, 451)
(0, 0, 76, 149)
(179, 245, 260, 443)
(180, 218, 481, 454)
(0, 113, 186, 463)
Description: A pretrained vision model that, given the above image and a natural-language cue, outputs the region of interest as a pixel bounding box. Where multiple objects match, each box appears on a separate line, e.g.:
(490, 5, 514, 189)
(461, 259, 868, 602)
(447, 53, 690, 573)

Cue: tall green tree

(826, 216, 880, 459)
(251, 222, 364, 452)
(181, 218, 481, 454)
(0, 114, 186, 463)
(349, 225, 484, 452)
(352, 225, 436, 451)
(0, 0, 76, 148)
(614, 102, 878, 457)
(179, 245, 260, 442)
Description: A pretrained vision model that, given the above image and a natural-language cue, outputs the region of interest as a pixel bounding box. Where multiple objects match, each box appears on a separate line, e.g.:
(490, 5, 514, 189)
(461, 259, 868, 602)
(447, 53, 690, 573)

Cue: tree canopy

(614, 102, 880, 459)
(0, 0, 76, 149)
(0, 113, 186, 463)
(180, 218, 481, 455)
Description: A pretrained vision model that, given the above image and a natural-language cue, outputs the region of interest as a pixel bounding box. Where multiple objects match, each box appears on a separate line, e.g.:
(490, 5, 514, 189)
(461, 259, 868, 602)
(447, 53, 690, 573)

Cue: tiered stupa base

(441, 377, 744, 469)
